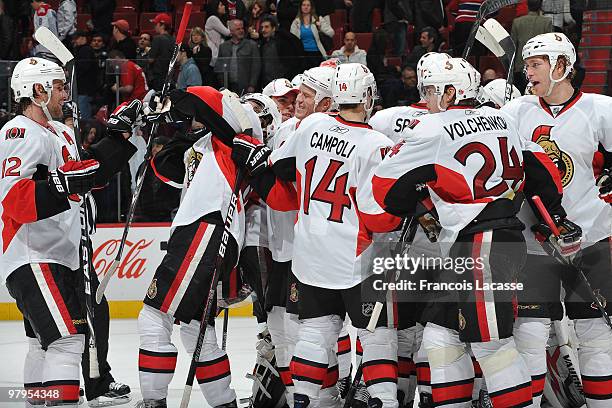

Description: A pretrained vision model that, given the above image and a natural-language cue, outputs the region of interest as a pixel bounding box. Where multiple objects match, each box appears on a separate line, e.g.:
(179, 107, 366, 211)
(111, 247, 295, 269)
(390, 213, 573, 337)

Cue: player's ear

(320, 97, 332, 112)
(33, 83, 47, 99)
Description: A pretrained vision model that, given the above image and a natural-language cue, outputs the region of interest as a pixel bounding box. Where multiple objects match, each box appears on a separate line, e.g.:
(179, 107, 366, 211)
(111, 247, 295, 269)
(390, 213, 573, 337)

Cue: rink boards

(0, 223, 253, 320)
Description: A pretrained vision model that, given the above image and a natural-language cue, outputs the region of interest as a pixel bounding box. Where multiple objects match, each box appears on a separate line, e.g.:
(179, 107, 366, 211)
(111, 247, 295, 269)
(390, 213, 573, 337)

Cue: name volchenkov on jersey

(442, 111, 509, 140)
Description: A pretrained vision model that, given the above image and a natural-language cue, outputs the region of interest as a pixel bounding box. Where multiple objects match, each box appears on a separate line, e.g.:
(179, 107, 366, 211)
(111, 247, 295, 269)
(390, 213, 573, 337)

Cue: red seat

(354, 33, 373, 53)
(478, 55, 506, 76)
(175, 11, 207, 30)
(331, 26, 345, 54)
(371, 8, 382, 30)
(46, 0, 60, 9)
(330, 9, 348, 32)
(76, 13, 92, 31)
(113, 11, 138, 33)
(139, 12, 160, 34)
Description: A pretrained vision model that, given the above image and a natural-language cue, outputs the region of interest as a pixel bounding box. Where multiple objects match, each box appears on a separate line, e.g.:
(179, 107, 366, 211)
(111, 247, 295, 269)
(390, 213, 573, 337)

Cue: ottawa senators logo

(458, 309, 466, 331)
(5, 127, 25, 139)
(289, 282, 299, 302)
(532, 125, 574, 187)
(147, 279, 158, 299)
(185, 148, 203, 188)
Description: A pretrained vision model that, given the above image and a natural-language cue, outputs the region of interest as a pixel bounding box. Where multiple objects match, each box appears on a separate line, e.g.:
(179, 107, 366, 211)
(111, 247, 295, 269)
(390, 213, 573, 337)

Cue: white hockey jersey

(266, 116, 299, 262)
(265, 113, 400, 289)
(502, 92, 612, 253)
(368, 102, 429, 143)
(0, 117, 81, 283)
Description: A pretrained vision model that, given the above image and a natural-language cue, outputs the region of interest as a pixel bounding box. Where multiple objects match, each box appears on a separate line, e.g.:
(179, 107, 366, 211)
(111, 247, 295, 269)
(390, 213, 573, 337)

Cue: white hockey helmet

(11, 57, 66, 102)
(291, 74, 304, 88)
(420, 56, 481, 110)
(522, 32, 576, 95)
(333, 63, 377, 119)
(477, 78, 521, 108)
(416, 52, 452, 97)
(300, 66, 334, 108)
(242, 92, 282, 142)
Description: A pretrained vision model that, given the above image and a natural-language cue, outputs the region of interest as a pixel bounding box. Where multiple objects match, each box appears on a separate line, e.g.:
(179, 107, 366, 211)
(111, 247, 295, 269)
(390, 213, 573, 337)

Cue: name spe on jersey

(443, 113, 508, 141)
(310, 131, 356, 158)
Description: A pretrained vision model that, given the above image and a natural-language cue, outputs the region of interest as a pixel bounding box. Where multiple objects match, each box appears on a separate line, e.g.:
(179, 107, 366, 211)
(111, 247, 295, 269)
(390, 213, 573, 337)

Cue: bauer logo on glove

(48, 159, 100, 198)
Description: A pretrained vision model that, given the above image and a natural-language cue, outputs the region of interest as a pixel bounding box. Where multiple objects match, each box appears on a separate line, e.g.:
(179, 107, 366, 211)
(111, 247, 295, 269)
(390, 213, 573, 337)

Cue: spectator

(90, 32, 108, 112)
(331, 31, 367, 65)
(367, 29, 398, 89)
(542, 0, 574, 31)
(81, 121, 101, 150)
(57, 0, 76, 43)
(176, 43, 202, 89)
(570, 0, 586, 41)
(511, 0, 552, 92)
(413, 0, 444, 32)
(189, 27, 215, 86)
(275, 0, 299, 32)
(247, 0, 267, 40)
(134, 136, 180, 222)
(148, 13, 175, 91)
(262, 77, 299, 121)
(482, 68, 499, 84)
(216, 19, 261, 93)
(404, 26, 437, 68)
(90, 0, 115, 38)
(382, 65, 419, 107)
(0, 1, 18, 60)
(110, 19, 137, 60)
(290, 0, 334, 69)
(72, 31, 97, 119)
(136, 32, 152, 77)
(223, 0, 247, 25)
(383, 0, 411, 57)
(205, 0, 231, 66)
(108, 49, 149, 103)
(259, 16, 302, 85)
(31, 0, 58, 59)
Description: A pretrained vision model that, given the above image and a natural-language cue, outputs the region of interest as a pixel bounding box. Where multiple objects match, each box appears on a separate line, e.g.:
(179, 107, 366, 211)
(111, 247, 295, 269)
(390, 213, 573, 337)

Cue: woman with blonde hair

(290, 0, 334, 69)
(189, 26, 216, 86)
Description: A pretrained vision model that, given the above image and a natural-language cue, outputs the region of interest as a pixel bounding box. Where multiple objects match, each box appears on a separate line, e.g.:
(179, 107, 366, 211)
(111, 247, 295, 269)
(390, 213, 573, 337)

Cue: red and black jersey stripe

(278, 366, 293, 387)
(290, 356, 328, 386)
(531, 373, 546, 398)
(138, 349, 178, 374)
(488, 381, 532, 407)
(582, 374, 612, 400)
(431, 378, 474, 406)
(362, 359, 398, 386)
(196, 354, 231, 384)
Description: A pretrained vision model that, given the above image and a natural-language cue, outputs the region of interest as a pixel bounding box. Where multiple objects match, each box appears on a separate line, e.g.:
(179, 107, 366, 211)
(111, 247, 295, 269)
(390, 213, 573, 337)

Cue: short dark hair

(108, 49, 125, 59)
(179, 43, 193, 58)
(262, 15, 277, 28)
(528, 0, 542, 12)
(420, 26, 437, 41)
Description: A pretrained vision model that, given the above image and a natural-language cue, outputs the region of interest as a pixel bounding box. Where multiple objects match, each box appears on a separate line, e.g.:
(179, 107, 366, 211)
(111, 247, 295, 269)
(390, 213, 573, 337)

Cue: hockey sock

(413, 324, 432, 401)
(359, 327, 399, 408)
(291, 315, 343, 406)
(268, 307, 296, 406)
(575, 318, 612, 407)
(25, 337, 45, 406)
(180, 319, 236, 407)
(320, 363, 341, 407)
(470, 355, 484, 403)
(422, 323, 473, 408)
(513, 317, 550, 406)
(43, 334, 84, 407)
(471, 337, 532, 407)
(138, 304, 178, 401)
(397, 326, 417, 406)
(336, 321, 352, 379)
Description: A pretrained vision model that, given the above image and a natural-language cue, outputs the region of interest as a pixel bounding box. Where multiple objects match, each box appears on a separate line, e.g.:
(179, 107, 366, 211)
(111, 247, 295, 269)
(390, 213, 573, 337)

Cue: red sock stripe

(398, 356, 414, 378)
(322, 365, 340, 389)
(337, 335, 351, 355)
(362, 359, 398, 386)
(356, 337, 363, 355)
(416, 362, 431, 385)
(278, 367, 294, 387)
(431, 378, 473, 405)
(43, 380, 80, 403)
(139, 349, 178, 373)
(471, 356, 483, 378)
(582, 375, 612, 400)
(532, 373, 546, 397)
(196, 354, 231, 383)
(489, 381, 533, 407)
(290, 357, 327, 385)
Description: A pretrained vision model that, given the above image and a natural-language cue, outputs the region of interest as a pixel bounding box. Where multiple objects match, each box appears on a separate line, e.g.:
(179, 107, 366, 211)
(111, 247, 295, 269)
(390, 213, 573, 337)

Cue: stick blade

(476, 26, 506, 57)
(33, 27, 74, 65)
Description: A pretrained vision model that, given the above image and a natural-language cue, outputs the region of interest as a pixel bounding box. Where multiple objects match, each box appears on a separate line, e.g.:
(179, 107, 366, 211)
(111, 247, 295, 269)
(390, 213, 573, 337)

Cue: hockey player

(232, 62, 403, 407)
(1, 57, 137, 407)
(370, 55, 580, 407)
(477, 79, 521, 109)
(262, 78, 299, 123)
(502, 32, 612, 407)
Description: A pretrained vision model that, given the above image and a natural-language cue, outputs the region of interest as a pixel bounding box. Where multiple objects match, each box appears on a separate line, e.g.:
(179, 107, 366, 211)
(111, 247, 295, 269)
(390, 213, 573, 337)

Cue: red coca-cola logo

(93, 239, 153, 279)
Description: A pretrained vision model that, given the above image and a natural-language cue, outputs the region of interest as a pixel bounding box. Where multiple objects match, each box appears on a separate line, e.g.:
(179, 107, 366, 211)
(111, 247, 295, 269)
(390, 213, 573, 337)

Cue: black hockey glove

(597, 168, 612, 204)
(531, 215, 582, 264)
(107, 99, 143, 135)
(48, 159, 100, 198)
(232, 137, 271, 176)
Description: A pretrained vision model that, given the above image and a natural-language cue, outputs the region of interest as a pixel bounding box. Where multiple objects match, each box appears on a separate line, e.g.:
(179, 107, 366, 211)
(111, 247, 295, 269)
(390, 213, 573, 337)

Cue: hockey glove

(107, 99, 143, 135)
(232, 137, 271, 176)
(597, 168, 612, 204)
(48, 159, 100, 198)
(531, 215, 582, 264)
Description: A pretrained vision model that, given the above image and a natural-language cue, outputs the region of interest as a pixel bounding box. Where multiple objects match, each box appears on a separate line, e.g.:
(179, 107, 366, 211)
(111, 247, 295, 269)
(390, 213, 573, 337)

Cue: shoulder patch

(5, 127, 26, 140)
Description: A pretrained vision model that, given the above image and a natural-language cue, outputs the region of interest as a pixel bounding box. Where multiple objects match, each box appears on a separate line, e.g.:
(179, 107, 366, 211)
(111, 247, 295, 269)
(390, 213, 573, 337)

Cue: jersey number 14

(303, 156, 351, 223)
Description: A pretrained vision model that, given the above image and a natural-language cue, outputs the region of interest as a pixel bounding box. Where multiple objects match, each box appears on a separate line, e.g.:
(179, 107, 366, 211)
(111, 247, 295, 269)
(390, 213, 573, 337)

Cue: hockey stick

(531, 196, 612, 330)
(481, 19, 517, 104)
(34, 26, 100, 379)
(180, 168, 245, 408)
(96, 2, 193, 304)
(222, 307, 229, 351)
(476, 26, 507, 61)
(462, 0, 521, 60)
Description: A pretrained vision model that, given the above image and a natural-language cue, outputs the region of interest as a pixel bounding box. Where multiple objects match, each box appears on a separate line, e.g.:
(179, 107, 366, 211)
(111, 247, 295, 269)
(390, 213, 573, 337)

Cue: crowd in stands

(0, 0, 590, 222)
